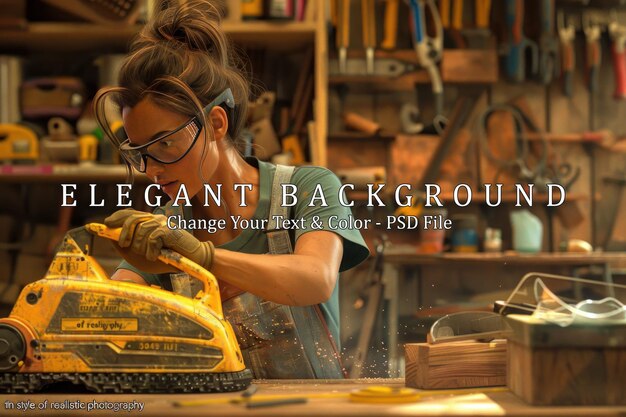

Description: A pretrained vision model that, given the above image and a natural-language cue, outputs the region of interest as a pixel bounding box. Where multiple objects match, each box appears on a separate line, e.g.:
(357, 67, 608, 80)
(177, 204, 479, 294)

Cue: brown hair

(94, 0, 250, 178)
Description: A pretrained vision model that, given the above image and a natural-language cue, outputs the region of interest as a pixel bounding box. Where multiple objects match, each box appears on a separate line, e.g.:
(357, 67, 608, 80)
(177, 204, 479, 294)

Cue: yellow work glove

(103, 209, 215, 274)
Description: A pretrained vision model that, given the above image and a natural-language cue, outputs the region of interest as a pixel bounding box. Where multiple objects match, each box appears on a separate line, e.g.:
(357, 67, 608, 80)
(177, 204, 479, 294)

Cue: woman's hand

(103, 209, 215, 272)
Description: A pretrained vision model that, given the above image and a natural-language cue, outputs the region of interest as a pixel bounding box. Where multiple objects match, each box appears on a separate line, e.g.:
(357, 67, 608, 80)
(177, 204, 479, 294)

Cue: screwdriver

(558, 10, 576, 97)
(337, 0, 351, 74)
(381, 0, 399, 50)
(584, 18, 601, 93)
(361, 0, 376, 74)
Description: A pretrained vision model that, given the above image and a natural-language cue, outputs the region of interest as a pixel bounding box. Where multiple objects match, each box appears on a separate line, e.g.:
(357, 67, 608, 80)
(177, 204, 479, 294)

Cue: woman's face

(122, 97, 218, 200)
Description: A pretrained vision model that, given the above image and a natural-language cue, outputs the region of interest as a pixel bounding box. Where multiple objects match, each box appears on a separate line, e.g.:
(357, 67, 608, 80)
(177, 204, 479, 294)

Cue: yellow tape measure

(349, 386, 508, 404)
(349, 386, 422, 403)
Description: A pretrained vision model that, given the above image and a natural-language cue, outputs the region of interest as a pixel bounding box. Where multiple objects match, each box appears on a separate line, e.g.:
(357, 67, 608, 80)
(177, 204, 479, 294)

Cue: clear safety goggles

(118, 88, 235, 173)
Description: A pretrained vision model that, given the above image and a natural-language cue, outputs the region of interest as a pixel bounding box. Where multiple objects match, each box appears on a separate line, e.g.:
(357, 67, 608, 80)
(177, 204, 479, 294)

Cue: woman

(94, 0, 369, 379)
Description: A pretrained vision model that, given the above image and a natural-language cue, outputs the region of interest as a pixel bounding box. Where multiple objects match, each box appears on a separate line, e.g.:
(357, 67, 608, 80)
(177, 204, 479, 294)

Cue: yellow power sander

(0, 224, 252, 393)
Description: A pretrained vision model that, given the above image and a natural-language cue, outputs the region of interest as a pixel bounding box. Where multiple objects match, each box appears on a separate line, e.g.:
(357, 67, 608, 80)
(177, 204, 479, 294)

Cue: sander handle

(85, 223, 223, 317)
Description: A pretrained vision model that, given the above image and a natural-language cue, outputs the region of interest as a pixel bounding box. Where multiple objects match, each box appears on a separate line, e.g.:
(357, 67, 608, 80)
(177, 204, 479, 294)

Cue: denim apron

(221, 165, 345, 379)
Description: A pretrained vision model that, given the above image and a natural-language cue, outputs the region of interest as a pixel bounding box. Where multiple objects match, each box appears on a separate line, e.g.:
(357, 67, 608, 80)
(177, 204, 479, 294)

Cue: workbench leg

(383, 262, 400, 377)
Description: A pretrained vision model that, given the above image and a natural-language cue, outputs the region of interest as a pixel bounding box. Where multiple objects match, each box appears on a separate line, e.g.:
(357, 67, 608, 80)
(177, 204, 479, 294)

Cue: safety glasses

(118, 88, 235, 173)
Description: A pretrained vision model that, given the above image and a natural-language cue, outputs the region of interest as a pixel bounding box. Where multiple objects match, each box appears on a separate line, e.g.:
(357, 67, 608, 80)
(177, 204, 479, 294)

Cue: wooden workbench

(2, 379, 625, 416)
(378, 250, 626, 376)
(383, 251, 626, 267)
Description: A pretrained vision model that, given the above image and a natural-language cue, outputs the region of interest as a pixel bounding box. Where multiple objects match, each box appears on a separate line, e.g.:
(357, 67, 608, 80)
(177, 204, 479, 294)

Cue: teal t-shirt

(117, 157, 371, 345)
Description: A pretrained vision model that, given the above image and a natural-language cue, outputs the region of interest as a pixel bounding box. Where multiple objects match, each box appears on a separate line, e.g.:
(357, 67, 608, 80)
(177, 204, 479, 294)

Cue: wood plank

(330, 49, 498, 86)
(326, 140, 387, 172)
(329, 71, 431, 88)
(0, 21, 317, 53)
(441, 50, 499, 84)
(383, 251, 626, 266)
(405, 341, 507, 389)
(0, 164, 150, 183)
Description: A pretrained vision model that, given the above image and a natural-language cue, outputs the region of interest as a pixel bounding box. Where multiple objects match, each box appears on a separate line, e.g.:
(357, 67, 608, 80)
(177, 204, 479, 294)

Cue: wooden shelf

(384, 249, 626, 266)
(0, 163, 150, 183)
(329, 129, 607, 145)
(329, 49, 498, 87)
(0, 14, 327, 165)
(0, 23, 137, 53)
(0, 21, 317, 53)
(224, 21, 316, 50)
(329, 71, 431, 89)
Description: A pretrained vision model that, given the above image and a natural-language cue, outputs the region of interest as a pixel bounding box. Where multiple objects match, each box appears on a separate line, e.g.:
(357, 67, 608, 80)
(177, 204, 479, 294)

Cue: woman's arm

(111, 269, 150, 285)
(212, 230, 343, 306)
(110, 230, 343, 306)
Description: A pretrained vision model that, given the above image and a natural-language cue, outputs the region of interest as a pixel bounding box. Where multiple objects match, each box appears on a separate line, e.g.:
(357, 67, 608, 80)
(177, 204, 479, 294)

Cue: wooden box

(405, 340, 507, 389)
(506, 315, 626, 406)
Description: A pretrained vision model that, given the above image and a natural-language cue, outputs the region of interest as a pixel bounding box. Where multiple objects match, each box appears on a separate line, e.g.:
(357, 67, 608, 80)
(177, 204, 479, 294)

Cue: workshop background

(0, 0, 625, 379)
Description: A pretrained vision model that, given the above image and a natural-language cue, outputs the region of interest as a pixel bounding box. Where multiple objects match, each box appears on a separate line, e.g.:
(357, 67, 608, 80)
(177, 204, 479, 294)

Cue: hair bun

(108, 0, 252, 150)
(150, 0, 228, 64)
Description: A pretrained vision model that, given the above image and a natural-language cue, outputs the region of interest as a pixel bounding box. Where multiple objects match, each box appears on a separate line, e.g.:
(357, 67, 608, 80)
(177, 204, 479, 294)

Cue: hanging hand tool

(362, 0, 377, 74)
(463, 0, 492, 48)
(552, 162, 581, 192)
(395, 93, 481, 216)
(538, 0, 559, 85)
(504, 0, 538, 83)
(337, 0, 351, 74)
(451, 0, 463, 43)
(609, 14, 626, 99)
(584, 13, 602, 94)
(584, 12, 602, 131)
(475, 0, 491, 30)
(440, 0, 450, 29)
(439, 0, 466, 48)
(408, 0, 444, 117)
(479, 103, 547, 184)
(400, 101, 425, 133)
(381, 0, 399, 50)
(558, 10, 576, 97)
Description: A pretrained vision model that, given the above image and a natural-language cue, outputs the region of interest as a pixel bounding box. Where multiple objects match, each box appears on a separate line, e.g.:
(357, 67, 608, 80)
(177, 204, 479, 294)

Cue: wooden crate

(405, 340, 507, 389)
(506, 315, 626, 406)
